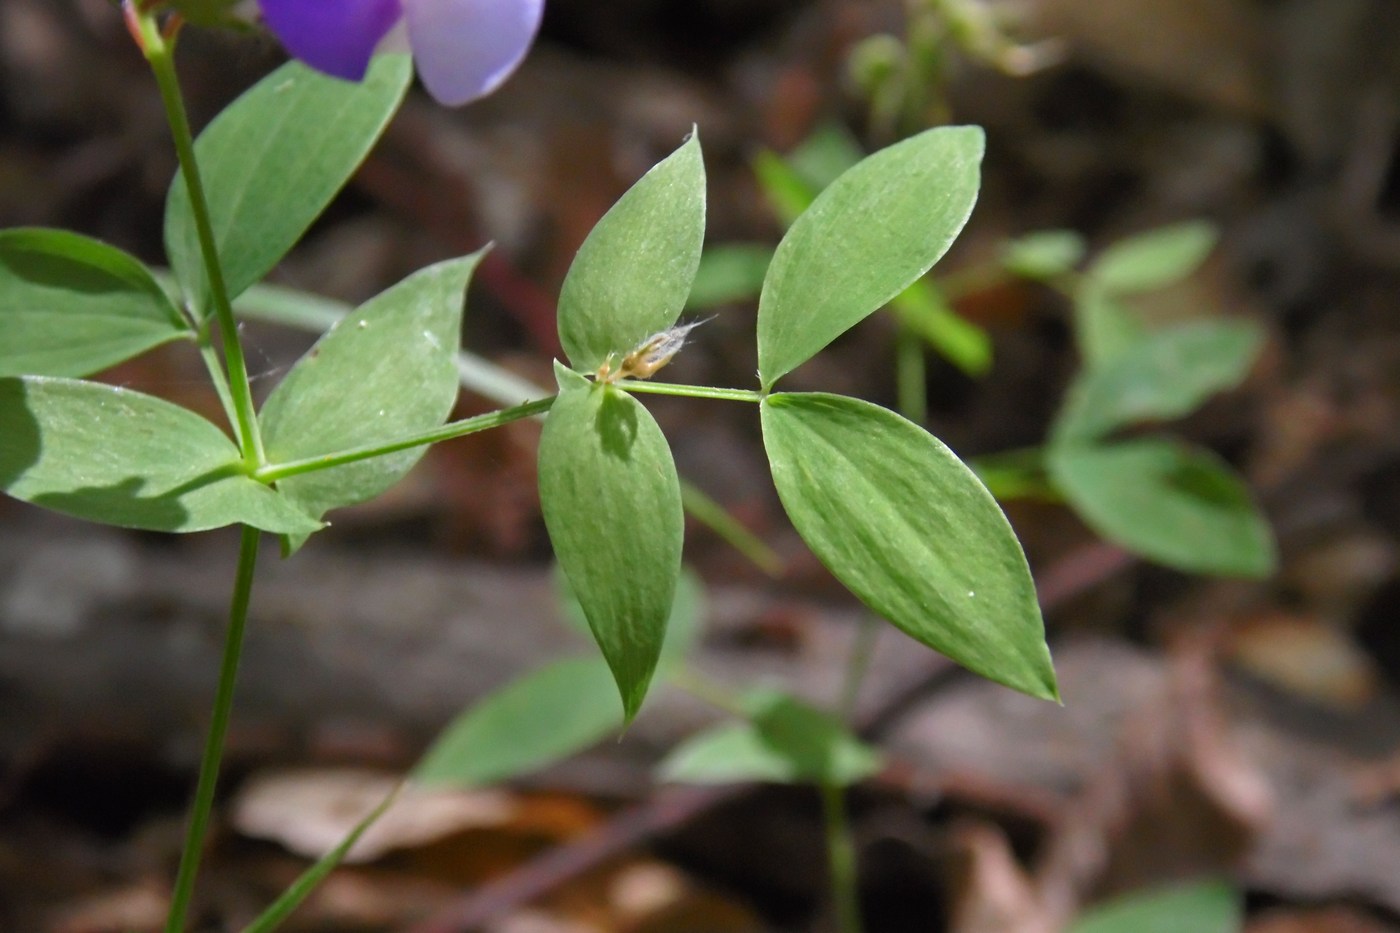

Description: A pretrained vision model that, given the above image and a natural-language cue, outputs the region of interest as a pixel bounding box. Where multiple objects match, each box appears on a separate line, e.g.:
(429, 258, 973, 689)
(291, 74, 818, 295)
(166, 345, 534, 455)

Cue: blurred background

(2, 0, 1400, 930)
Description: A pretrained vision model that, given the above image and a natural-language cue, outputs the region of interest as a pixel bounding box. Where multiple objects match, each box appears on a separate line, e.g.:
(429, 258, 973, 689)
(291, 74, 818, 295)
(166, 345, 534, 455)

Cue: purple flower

(258, 0, 543, 105)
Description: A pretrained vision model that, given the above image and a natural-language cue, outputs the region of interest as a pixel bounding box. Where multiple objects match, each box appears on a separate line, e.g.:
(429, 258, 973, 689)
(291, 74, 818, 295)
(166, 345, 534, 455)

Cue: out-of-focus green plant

(1070, 879, 1242, 933)
(848, 0, 1065, 139)
(690, 129, 1274, 579)
(981, 222, 1277, 579)
(691, 127, 1273, 582)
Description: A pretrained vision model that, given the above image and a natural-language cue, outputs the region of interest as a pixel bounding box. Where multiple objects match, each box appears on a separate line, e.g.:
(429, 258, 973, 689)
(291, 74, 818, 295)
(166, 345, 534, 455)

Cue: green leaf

(1070, 880, 1241, 933)
(785, 123, 866, 193)
(0, 228, 189, 377)
(660, 690, 881, 786)
(686, 244, 771, 309)
(757, 125, 984, 389)
(557, 133, 707, 374)
(259, 254, 479, 545)
(1048, 439, 1275, 577)
(0, 376, 320, 534)
(556, 565, 705, 669)
(413, 657, 624, 788)
(890, 278, 992, 376)
(1052, 320, 1264, 444)
(1000, 229, 1086, 280)
(761, 392, 1056, 699)
(1088, 221, 1218, 295)
(1072, 283, 1148, 367)
(969, 447, 1057, 502)
(537, 364, 684, 721)
(165, 55, 412, 314)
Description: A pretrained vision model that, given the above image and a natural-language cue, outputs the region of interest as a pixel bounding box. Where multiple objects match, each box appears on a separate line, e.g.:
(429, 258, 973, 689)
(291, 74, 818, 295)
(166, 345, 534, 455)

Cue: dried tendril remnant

(596, 319, 712, 383)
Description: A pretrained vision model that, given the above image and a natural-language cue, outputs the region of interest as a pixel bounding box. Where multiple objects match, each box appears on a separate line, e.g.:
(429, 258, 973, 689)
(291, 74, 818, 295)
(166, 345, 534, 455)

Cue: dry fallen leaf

(232, 768, 517, 862)
(947, 821, 1054, 933)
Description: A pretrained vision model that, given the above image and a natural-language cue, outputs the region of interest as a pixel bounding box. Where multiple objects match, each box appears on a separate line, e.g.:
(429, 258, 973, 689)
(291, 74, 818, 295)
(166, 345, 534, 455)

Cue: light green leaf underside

(1048, 439, 1276, 578)
(1070, 879, 1241, 933)
(761, 392, 1056, 700)
(660, 691, 881, 786)
(166, 55, 412, 313)
(1088, 220, 1218, 295)
(757, 125, 984, 388)
(259, 254, 480, 543)
(414, 656, 624, 788)
(558, 133, 707, 374)
(0, 228, 189, 377)
(537, 364, 684, 721)
(1053, 319, 1264, 444)
(0, 376, 319, 534)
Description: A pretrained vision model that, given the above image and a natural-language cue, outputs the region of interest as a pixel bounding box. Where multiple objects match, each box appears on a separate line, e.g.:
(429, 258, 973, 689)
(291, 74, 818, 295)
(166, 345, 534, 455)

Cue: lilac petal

(404, 0, 544, 106)
(259, 0, 404, 81)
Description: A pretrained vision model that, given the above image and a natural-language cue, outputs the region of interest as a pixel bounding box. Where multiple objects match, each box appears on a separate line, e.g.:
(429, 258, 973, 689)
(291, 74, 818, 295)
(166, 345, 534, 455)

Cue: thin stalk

(254, 397, 555, 483)
(679, 484, 783, 578)
(667, 666, 750, 718)
(164, 526, 262, 933)
(195, 333, 241, 440)
(894, 323, 927, 423)
(838, 616, 881, 722)
(614, 381, 765, 404)
(821, 779, 865, 933)
(255, 380, 766, 484)
(816, 614, 879, 933)
(240, 784, 402, 933)
(138, 10, 265, 467)
(203, 280, 785, 569)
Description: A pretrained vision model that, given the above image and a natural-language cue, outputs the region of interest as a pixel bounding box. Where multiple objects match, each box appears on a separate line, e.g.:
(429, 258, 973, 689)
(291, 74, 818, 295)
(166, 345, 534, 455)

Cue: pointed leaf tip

(538, 363, 684, 721)
(757, 125, 984, 388)
(558, 134, 707, 374)
(761, 392, 1057, 700)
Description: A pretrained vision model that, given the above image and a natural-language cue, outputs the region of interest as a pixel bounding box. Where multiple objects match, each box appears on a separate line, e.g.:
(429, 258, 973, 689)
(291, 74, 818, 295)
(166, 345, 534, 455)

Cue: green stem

(894, 323, 927, 423)
(614, 381, 765, 404)
(838, 617, 880, 722)
(817, 615, 878, 933)
(667, 667, 750, 719)
(240, 784, 402, 933)
(195, 334, 241, 439)
(165, 525, 261, 933)
(219, 283, 786, 571)
(254, 397, 555, 483)
(139, 12, 265, 468)
(821, 778, 865, 933)
(679, 484, 783, 578)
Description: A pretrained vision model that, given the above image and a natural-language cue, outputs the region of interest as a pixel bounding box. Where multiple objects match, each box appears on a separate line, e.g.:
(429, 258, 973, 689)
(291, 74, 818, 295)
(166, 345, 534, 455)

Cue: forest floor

(3, 1, 1400, 930)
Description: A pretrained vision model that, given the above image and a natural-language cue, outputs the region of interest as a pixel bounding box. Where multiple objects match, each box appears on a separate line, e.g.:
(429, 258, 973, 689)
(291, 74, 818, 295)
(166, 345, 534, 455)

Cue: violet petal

(259, 0, 404, 81)
(404, 0, 544, 106)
